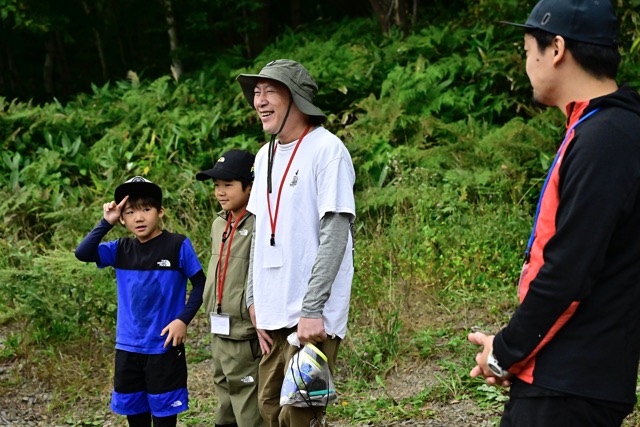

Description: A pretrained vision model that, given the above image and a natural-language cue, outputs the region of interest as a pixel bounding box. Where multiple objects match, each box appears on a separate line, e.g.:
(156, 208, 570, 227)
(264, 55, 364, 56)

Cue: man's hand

(161, 319, 187, 348)
(297, 317, 327, 345)
(249, 304, 272, 355)
(468, 331, 512, 387)
(103, 195, 129, 225)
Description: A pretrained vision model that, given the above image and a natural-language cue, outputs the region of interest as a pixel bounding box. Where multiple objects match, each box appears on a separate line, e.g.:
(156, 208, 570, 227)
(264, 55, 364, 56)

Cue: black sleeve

(176, 269, 205, 325)
(494, 117, 640, 369)
(75, 218, 114, 263)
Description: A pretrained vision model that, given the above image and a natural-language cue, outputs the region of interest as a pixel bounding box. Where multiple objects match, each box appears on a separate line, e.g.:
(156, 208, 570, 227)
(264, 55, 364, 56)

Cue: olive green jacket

(203, 211, 257, 340)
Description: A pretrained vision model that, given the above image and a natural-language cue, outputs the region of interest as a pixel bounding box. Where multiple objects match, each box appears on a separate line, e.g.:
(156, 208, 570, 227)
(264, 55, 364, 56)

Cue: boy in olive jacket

(196, 149, 263, 427)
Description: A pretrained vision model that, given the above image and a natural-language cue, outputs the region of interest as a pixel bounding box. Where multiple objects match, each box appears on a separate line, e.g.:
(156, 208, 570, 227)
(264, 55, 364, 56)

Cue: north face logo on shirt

(157, 259, 171, 267)
(239, 228, 249, 236)
(290, 170, 299, 187)
(240, 375, 255, 384)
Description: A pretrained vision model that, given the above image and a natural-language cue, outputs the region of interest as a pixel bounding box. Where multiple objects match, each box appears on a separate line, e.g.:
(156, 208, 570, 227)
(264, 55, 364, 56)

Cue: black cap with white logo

(196, 149, 255, 182)
(114, 176, 163, 205)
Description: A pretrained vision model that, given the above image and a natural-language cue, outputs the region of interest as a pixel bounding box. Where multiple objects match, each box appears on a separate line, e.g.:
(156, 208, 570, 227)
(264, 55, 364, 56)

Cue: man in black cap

(236, 60, 356, 426)
(468, 1, 640, 426)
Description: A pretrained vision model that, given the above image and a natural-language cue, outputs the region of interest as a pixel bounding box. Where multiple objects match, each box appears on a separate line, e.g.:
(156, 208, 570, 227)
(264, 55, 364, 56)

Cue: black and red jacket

(493, 85, 640, 409)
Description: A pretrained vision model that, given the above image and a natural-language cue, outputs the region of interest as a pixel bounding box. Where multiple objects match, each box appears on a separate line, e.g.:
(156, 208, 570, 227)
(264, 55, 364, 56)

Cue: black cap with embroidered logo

(500, 0, 619, 48)
(196, 149, 255, 182)
(114, 176, 163, 205)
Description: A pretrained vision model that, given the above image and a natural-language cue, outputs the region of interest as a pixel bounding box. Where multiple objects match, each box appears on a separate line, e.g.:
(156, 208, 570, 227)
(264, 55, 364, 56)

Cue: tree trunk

(0, 27, 18, 97)
(411, 0, 418, 27)
(395, 0, 409, 35)
(369, 0, 391, 34)
(43, 39, 55, 95)
(162, 0, 183, 81)
(109, 1, 128, 69)
(242, 0, 272, 59)
(80, 0, 108, 81)
(290, 0, 302, 29)
(54, 31, 71, 96)
(369, 0, 411, 35)
(242, 5, 253, 59)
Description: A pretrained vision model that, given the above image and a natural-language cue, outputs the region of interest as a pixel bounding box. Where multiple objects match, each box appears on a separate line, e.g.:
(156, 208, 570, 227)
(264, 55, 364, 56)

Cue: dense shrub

(1, 2, 639, 423)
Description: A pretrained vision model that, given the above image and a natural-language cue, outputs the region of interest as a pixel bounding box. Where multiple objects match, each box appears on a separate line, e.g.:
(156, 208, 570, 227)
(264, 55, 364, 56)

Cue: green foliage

(0, 248, 116, 350)
(474, 383, 510, 409)
(341, 311, 404, 381)
(1, 3, 640, 424)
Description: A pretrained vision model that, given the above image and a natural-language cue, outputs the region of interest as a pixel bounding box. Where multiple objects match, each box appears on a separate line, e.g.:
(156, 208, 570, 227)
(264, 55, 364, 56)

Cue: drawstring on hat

(267, 97, 293, 193)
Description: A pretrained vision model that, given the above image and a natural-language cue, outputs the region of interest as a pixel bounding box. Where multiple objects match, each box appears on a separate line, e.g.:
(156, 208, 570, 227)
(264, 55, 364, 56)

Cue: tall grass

(1, 2, 640, 425)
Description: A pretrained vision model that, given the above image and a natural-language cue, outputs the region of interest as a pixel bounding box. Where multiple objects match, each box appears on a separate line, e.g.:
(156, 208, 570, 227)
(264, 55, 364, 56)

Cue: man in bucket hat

(236, 60, 356, 426)
(468, 1, 640, 426)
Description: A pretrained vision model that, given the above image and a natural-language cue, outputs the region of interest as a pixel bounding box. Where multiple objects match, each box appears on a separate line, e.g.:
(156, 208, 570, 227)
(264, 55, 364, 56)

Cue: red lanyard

(266, 125, 311, 246)
(216, 209, 247, 313)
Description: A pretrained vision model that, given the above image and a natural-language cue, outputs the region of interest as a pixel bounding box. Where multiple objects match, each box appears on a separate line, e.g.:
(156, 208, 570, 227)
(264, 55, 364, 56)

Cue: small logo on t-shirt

(170, 400, 183, 408)
(290, 170, 299, 187)
(157, 259, 171, 267)
(239, 228, 249, 236)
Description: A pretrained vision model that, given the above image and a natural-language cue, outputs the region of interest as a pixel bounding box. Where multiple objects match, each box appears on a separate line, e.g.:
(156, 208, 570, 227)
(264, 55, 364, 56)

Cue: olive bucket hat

(236, 59, 327, 125)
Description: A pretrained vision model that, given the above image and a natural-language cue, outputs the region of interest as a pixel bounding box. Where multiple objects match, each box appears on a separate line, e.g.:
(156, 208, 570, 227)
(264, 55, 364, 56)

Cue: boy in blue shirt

(75, 176, 205, 427)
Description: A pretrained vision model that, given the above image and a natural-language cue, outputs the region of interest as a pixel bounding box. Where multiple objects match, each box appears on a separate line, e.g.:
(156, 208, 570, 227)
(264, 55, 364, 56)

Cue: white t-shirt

(247, 126, 356, 338)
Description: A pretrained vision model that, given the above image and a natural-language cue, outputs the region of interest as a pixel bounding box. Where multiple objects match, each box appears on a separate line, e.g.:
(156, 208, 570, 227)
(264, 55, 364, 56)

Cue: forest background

(2, 0, 640, 425)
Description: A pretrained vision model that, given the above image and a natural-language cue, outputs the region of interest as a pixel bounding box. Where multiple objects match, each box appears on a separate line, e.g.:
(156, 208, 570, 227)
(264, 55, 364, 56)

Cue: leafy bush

(1, 3, 640, 424)
(0, 245, 116, 354)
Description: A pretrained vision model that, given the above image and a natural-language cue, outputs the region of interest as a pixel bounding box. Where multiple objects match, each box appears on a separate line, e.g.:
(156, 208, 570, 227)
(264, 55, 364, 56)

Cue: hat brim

(115, 181, 162, 205)
(196, 168, 238, 181)
(499, 21, 536, 30)
(236, 73, 327, 125)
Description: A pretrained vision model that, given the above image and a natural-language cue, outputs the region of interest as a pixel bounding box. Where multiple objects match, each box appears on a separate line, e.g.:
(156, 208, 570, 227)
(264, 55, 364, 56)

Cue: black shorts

(110, 345, 188, 417)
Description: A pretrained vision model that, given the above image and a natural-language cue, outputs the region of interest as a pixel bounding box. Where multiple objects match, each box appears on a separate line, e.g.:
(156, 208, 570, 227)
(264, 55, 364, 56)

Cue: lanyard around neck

(216, 209, 247, 314)
(266, 125, 312, 246)
(524, 108, 600, 262)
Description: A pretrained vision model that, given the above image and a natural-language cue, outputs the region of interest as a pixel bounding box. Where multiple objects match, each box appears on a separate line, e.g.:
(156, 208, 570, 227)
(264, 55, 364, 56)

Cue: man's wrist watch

(487, 352, 508, 377)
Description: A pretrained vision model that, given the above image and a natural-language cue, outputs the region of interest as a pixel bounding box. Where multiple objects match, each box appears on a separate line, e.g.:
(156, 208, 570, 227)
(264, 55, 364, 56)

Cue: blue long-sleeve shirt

(76, 219, 205, 353)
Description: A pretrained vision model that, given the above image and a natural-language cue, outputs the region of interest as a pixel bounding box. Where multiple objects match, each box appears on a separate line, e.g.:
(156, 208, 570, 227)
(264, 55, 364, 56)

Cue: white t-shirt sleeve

(316, 147, 356, 220)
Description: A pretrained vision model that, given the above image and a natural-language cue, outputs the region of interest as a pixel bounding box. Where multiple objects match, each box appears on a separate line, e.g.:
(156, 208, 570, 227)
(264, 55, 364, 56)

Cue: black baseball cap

(114, 176, 162, 205)
(500, 0, 618, 48)
(196, 149, 255, 182)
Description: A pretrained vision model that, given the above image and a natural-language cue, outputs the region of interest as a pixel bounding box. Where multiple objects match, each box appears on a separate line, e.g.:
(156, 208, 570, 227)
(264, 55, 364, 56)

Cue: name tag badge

(210, 312, 230, 336)
(263, 244, 283, 268)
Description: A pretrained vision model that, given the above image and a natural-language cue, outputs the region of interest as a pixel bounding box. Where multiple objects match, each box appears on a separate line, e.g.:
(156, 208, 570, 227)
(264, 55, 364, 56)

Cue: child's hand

(103, 195, 129, 225)
(249, 304, 272, 355)
(161, 319, 187, 348)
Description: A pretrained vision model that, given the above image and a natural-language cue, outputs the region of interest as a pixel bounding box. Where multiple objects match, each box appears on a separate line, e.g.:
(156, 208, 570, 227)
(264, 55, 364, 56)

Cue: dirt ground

(0, 354, 500, 427)
(0, 310, 498, 427)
